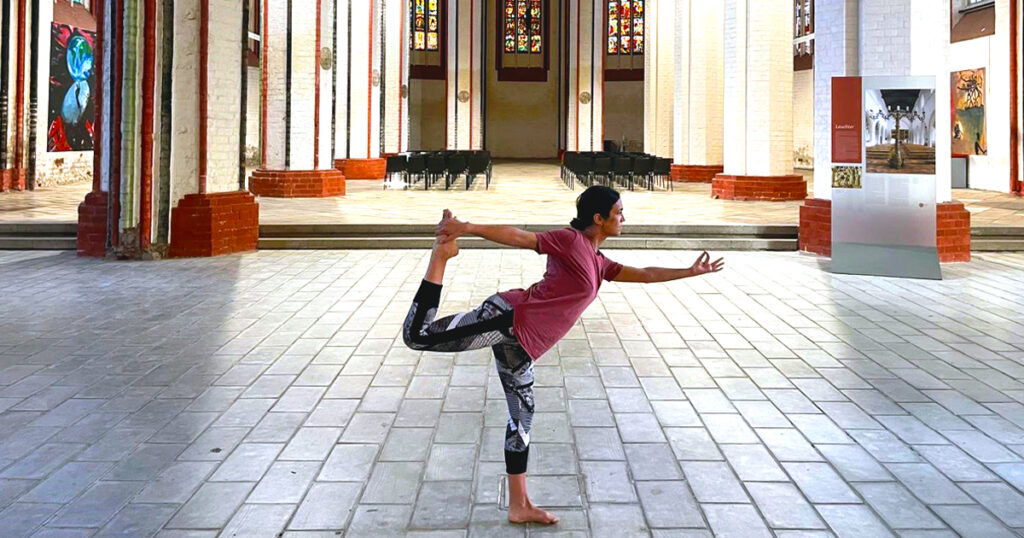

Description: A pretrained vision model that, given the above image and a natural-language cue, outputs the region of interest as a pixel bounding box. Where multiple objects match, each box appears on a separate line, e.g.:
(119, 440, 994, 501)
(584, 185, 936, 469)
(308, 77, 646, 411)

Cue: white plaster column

(381, 0, 406, 153)
(643, 0, 676, 159)
(670, 0, 724, 181)
(566, 0, 603, 152)
(722, 0, 793, 178)
(812, 0, 858, 200)
(347, 0, 382, 161)
(445, 0, 484, 150)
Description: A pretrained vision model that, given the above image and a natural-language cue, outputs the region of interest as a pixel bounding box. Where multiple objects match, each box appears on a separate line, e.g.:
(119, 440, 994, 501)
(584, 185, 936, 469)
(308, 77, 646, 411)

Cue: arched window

(605, 0, 643, 81)
(496, 0, 548, 81)
(411, 0, 446, 79)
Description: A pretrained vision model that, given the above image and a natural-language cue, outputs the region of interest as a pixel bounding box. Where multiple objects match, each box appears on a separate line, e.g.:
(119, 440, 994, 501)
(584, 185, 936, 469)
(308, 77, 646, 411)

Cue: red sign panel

(832, 77, 862, 163)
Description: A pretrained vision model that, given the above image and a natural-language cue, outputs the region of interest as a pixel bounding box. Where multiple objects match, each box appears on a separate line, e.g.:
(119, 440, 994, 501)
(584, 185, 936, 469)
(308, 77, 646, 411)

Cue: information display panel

(831, 76, 942, 280)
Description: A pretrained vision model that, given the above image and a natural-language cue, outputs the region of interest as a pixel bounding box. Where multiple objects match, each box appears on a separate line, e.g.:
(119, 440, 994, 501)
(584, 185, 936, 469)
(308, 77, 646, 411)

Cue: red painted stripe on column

(93, 0, 105, 192)
(367, 0, 374, 157)
(314, 0, 322, 168)
(599, 0, 605, 146)
(574, 0, 580, 152)
(261, 0, 269, 167)
(198, 0, 209, 193)
(13, 0, 26, 171)
(140, 0, 157, 247)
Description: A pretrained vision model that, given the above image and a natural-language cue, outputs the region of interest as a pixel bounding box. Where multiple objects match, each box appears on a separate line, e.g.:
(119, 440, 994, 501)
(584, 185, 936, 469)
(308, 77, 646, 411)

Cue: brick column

(668, 0, 724, 183)
(168, 0, 259, 257)
(254, 0, 347, 194)
(713, 0, 805, 200)
(798, 0, 857, 254)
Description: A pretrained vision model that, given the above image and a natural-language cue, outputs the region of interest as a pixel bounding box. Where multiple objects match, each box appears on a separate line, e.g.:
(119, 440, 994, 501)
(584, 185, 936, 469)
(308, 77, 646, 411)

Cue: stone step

(971, 239, 1024, 251)
(258, 223, 799, 238)
(0, 237, 77, 250)
(257, 236, 799, 251)
(0, 222, 77, 237)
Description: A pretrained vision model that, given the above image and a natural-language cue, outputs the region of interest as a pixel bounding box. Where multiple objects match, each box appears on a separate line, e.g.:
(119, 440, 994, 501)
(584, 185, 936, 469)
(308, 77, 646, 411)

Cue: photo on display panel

(863, 88, 936, 175)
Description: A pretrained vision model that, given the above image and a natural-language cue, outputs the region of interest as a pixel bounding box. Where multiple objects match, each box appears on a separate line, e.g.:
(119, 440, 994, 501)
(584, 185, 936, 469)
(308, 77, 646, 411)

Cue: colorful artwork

(504, 0, 542, 54)
(607, 0, 643, 55)
(951, 68, 985, 156)
(832, 166, 863, 189)
(47, 23, 96, 152)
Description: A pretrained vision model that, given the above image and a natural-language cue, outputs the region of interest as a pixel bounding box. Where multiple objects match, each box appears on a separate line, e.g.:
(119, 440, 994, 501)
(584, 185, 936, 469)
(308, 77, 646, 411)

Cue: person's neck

(582, 228, 606, 250)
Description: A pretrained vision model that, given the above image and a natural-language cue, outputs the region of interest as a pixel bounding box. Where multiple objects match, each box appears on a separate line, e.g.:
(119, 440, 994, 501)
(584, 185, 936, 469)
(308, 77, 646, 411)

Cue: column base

(798, 198, 832, 256)
(671, 164, 723, 183)
(249, 169, 346, 197)
(337, 158, 386, 179)
(1, 168, 27, 191)
(169, 191, 260, 258)
(711, 174, 807, 201)
(798, 199, 971, 263)
(77, 191, 109, 257)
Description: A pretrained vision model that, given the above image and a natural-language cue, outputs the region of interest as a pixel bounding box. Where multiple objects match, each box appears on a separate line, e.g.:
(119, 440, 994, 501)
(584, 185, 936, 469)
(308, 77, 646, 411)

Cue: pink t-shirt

(499, 227, 623, 360)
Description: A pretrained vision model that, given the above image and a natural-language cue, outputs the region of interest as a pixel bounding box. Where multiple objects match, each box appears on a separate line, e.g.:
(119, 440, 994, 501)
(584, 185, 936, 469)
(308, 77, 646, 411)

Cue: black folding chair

(405, 154, 426, 187)
(612, 155, 634, 190)
(384, 155, 408, 189)
(426, 153, 447, 189)
(592, 156, 612, 187)
(632, 156, 653, 190)
(467, 152, 492, 190)
(653, 157, 672, 190)
(445, 153, 468, 190)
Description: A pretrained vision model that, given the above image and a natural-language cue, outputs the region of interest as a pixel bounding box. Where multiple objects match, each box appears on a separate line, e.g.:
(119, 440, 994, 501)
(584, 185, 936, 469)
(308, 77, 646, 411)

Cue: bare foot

(433, 237, 459, 260)
(508, 503, 559, 525)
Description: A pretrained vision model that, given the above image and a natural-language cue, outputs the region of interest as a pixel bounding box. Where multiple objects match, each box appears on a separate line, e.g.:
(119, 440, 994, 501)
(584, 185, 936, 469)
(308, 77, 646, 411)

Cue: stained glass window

(607, 0, 643, 55)
(504, 0, 542, 54)
(412, 0, 440, 51)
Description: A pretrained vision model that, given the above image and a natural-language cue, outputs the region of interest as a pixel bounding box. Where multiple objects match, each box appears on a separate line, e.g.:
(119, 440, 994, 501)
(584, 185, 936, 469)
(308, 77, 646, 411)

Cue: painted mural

(48, 23, 96, 152)
(951, 68, 986, 156)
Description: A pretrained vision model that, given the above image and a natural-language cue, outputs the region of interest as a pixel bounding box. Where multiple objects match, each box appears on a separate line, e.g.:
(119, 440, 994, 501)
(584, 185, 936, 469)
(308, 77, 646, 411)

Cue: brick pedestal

(249, 169, 346, 197)
(798, 199, 971, 263)
(1, 168, 26, 191)
(798, 198, 832, 256)
(671, 164, 723, 183)
(712, 174, 807, 201)
(169, 191, 259, 258)
(937, 202, 971, 262)
(77, 191, 109, 257)
(338, 158, 386, 180)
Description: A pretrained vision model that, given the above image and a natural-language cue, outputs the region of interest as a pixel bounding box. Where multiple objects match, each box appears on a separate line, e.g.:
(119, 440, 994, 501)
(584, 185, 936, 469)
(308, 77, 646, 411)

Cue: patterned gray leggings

(403, 280, 536, 474)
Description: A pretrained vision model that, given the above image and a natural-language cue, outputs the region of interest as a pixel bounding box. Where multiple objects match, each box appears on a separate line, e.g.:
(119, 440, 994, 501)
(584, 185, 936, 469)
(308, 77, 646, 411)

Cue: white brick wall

(170, 0, 200, 204)
(207, 0, 243, 192)
(288, 0, 316, 170)
(860, 0, 911, 77)
(264, 0, 287, 168)
(812, 0, 858, 199)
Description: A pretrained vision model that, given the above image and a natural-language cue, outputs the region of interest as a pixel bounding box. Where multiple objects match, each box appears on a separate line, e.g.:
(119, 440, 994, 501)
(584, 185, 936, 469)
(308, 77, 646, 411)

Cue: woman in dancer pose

(403, 185, 724, 525)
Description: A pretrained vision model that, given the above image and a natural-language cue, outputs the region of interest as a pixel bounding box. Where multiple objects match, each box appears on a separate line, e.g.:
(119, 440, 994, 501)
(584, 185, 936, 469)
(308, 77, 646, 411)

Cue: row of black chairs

(561, 151, 673, 191)
(385, 151, 493, 190)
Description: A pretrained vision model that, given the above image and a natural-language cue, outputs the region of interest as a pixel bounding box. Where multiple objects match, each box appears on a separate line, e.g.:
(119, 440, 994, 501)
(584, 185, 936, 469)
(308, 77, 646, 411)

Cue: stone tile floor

(3, 162, 1023, 226)
(2, 248, 1024, 537)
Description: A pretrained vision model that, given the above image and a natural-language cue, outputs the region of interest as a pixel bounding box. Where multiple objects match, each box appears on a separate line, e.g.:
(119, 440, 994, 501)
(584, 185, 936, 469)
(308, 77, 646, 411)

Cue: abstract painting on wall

(48, 23, 96, 152)
(951, 68, 985, 156)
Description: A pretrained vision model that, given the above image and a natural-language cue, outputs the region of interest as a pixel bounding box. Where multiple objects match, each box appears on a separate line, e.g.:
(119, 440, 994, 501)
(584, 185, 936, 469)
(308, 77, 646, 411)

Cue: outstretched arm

(614, 251, 724, 283)
(436, 210, 538, 250)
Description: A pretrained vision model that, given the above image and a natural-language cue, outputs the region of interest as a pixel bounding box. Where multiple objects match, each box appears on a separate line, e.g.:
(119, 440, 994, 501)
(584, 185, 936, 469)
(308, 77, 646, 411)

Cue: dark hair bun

(570, 217, 586, 230)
